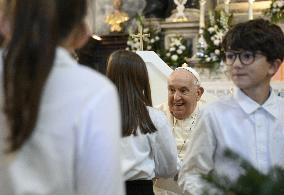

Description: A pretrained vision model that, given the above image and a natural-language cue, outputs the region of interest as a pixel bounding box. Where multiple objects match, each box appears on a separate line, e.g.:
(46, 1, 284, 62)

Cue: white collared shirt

(179, 88, 284, 195)
(0, 48, 124, 195)
(121, 107, 178, 181)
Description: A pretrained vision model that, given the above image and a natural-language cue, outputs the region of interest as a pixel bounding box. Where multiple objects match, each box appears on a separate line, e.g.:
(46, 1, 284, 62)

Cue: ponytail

(3, 0, 57, 152)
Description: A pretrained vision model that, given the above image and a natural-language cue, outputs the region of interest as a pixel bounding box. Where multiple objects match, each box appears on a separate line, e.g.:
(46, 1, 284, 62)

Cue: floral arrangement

(196, 10, 232, 69)
(162, 35, 190, 69)
(126, 15, 190, 69)
(266, 0, 284, 23)
(126, 16, 162, 52)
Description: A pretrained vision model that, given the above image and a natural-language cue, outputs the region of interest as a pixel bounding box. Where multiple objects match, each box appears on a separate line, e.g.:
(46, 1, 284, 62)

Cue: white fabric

(121, 107, 178, 181)
(175, 66, 201, 85)
(0, 48, 124, 195)
(179, 88, 284, 195)
(154, 102, 201, 195)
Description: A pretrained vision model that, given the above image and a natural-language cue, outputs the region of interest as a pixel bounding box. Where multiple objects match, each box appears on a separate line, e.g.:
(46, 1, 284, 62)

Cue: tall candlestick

(199, 0, 206, 29)
(224, 0, 230, 14)
(248, 0, 255, 20)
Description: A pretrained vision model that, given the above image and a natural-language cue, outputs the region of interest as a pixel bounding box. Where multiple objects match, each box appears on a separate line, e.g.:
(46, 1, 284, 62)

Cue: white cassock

(154, 100, 206, 195)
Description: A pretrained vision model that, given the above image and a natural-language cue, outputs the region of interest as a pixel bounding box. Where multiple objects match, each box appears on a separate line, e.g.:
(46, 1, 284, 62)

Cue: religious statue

(167, 0, 199, 14)
(105, 0, 129, 32)
(172, 0, 188, 22)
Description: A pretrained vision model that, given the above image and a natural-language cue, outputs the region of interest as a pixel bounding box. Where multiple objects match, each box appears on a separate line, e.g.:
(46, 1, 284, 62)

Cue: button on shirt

(179, 88, 284, 195)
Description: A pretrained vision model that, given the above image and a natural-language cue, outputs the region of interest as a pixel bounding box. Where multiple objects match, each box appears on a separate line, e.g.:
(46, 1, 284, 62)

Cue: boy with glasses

(178, 19, 284, 195)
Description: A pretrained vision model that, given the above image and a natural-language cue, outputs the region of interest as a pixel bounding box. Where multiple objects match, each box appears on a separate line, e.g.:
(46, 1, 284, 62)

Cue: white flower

(147, 45, 152, 50)
(125, 47, 130, 51)
(212, 55, 218, 61)
(155, 36, 160, 41)
(150, 39, 155, 43)
(179, 45, 186, 50)
(169, 47, 176, 52)
(215, 49, 220, 55)
(177, 49, 183, 54)
(143, 28, 149, 33)
(173, 38, 182, 46)
(166, 52, 171, 57)
(134, 42, 140, 49)
(215, 31, 224, 40)
(171, 55, 178, 61)
(213, 39, 220, 46)
(273, 2, 277, 8)
(272, 8, 278, 13)
(144, 37, 149, 42)
(276, 1, 284, 8)
(206, 57, 211, 62)
(208, 27, 215, 34)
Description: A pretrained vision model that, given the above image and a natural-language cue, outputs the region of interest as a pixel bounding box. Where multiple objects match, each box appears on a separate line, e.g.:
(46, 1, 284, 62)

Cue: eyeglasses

(224, 51, 264, 66)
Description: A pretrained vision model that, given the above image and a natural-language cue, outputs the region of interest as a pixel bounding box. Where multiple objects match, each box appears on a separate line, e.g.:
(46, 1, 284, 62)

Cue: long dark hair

(3, 0, 87, 152)
(107, 50, 157, 137)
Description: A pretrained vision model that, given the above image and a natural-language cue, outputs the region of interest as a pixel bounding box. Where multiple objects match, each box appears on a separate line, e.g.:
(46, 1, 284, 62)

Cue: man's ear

(269, 59, 282, 77)
(196, 86, 204, 101)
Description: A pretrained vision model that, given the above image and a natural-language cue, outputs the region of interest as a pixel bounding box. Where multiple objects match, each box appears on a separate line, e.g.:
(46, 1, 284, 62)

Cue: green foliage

(197, 10, 232, 70)
(266, 0, 284, 23)
(202, 149, 284, 195)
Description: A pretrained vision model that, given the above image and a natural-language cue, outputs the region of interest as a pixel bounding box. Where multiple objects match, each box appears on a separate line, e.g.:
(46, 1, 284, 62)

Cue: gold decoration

(130, 25, 150, 51)
(105, 0, 129, 32)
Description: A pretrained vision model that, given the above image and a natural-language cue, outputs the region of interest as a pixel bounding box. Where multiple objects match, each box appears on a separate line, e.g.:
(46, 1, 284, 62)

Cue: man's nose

(232, 55, 243, 68)
(173, 91, 182, 100)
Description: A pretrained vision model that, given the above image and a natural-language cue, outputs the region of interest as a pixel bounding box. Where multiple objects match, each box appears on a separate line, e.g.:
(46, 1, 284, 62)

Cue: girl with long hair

(0, 0, 124, 194)
(107, 50, 177, 195)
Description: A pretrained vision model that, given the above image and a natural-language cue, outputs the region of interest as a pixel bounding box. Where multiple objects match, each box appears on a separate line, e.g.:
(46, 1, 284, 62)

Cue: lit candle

(199, 0, 206, 29)
(224, 0, 230, 14)
(248, 0, 255, 20)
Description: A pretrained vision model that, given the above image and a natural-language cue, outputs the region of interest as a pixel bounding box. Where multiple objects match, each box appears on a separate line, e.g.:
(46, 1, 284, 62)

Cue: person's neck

(241, 84, 271, 105)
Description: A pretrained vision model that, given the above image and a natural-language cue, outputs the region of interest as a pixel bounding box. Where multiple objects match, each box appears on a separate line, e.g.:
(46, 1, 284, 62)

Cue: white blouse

(179, 88, 284, 195)
(121, 107, 178, 181)
(0, 48, 124, 195)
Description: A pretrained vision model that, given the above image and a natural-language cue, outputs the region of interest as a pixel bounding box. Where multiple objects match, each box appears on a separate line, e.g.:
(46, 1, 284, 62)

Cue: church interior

(77, 0, 284, 98)
(1, 1, 284, 194)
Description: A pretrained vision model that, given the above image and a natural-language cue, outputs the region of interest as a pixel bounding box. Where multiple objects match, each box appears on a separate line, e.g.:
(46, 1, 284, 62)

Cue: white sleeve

(178, 111, 216, 195)
(74, 85, 125, 195)
(149, 110, 178, 178)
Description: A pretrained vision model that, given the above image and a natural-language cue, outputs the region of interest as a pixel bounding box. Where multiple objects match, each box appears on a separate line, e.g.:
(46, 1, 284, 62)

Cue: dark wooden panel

(76, 33, 128, 75)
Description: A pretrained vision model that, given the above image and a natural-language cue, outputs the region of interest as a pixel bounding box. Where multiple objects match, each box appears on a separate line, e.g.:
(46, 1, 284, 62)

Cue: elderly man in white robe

(154, 65, 204, 195)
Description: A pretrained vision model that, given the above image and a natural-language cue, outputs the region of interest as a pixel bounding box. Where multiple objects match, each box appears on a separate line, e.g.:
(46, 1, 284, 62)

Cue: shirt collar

(234, 88, 279, 118)
(54, 47, 78, 68)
